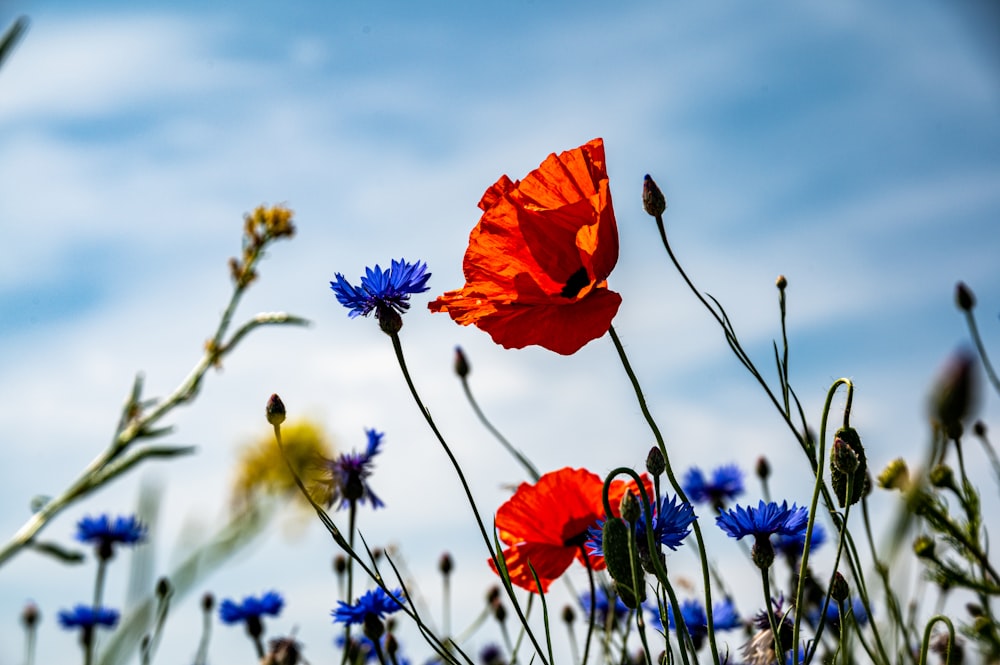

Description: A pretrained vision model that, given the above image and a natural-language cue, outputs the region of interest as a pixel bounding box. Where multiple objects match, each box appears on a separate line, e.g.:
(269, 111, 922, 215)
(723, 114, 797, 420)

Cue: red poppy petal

(462, 287, 622, 355)
(489, 542, 577, 593)
(495, 468, 605, 544)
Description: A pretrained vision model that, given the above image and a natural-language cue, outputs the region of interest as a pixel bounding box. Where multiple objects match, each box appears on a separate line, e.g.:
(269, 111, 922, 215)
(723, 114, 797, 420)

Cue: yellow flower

(232, 419, 333, 510)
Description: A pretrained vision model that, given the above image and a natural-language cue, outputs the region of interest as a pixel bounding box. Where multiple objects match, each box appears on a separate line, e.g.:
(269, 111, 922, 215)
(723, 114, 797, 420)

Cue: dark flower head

(332, 587, 405, 626)
(586, 494, 697, 559)
(579, 585, 629, 628)
(330, 259, 431, 323)
(716, 500, 808, 541)
(683, 465, 744, 509)
(58, 604, 119, 630)
(320, 428, 385, 510)
(76, 514, 147, 560)
(219, 591, 285, 625)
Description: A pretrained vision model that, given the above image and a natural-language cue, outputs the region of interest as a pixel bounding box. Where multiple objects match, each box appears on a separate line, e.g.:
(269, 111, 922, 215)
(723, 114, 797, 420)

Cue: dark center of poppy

(560, 267, 590, 298)
(562, 530, 590, 548)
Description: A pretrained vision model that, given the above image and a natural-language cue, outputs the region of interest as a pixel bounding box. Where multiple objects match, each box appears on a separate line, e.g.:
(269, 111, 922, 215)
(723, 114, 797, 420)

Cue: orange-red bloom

(492, 467, 652, 593)
(429, 138, 621, 355)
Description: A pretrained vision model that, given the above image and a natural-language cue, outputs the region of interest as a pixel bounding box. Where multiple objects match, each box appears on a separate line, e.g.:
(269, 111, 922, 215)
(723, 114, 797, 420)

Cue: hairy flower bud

(378, 308, 403, 335)
(756, 456, 771, 481)
(439, 552, 454, 576)
(751, 535, 776, 570)
(930, 348, 979, 434)
(645, 447, 665, 477)
(929, 464, 958, 492)
(642, 175, 666, 217)
(620, 490, 641, 524)
(775, 275, 787, 291)
(830, 426, 868, 507)
(561, 605, 576, 625)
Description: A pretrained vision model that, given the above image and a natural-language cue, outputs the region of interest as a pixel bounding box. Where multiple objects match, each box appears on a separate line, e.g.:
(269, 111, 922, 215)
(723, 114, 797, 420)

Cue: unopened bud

(439, 552, 454, 576)
(645, 447, 665, 477)
(21, 602, 39, 629)
(931, 348, 979, 433)
(363, 614, 384, 642)
(830, 572, 849, 603)
(620, 490, 640, 524)
(561, 605, 576, 625)
(201, 593, 214, 613)
(642, 175, 666, 218)
(156, 577, 171, 599)
(929, 464, 957, 492)
(955, 282, 976, 312)
(974, 420, 987, 438)
(454, 346, 470, 378)
(776, 275, 787, 291)
(756, 456, 771, 481)
(913, 534, 935, 559)
(877, 458, 910, 491)
(831, 438, 859, 475)
(334, 555, 347, 577)
(266, 394, 286, 426)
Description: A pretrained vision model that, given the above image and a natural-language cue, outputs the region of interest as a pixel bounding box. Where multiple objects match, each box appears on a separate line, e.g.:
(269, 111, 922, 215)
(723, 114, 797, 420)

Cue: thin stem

(963, 309, 1000, 396)
(608, 326, 718, 665)
(389, 332, 549, 665)
(582, 554, 596, 665)
(342, 501, 359, 665)
(460, 376, 540, 482)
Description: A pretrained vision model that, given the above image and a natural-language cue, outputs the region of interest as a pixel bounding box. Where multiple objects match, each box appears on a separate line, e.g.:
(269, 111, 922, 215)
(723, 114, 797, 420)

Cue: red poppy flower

(429, 138, 621, 355)
(491, 467, 652, 593)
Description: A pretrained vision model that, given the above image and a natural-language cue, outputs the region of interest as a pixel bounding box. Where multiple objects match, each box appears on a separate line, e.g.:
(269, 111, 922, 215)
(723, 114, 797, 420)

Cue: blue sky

(1, 2, 999, 663)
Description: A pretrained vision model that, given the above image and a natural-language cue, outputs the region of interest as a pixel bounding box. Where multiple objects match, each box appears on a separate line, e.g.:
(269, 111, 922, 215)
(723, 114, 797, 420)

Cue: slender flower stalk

(607, 325, 720, 665)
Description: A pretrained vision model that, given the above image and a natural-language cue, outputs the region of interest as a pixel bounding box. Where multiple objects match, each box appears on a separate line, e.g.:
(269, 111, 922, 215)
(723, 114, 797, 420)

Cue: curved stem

(460, 376, 540, 482)
(608, 326, 718, 665)
(918, 615, 955, 665)
(389, 333, 549, 665)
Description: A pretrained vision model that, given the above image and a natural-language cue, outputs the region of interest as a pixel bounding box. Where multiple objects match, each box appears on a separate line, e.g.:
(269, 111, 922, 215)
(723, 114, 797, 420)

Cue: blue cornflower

(586, 494, 697, 558)
(332, 587, 406, 626)
(682, 464, 744, 508)
(219, 591, 284, 625)
(330, 259, 431, 323)
(717, 500, 808, 570)
(580, 585, 630, 628)
(773, 521, 826, 561)
(76, 514, 147, 560)
(58, 604, 120, 630)
(716, 500, 808, 541)
(321, 428, 385, 510)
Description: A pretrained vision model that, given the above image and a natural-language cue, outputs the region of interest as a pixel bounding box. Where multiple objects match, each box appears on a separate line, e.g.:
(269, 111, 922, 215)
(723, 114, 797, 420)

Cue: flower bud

(620, 490, 641, 524)
(756, 456, 771, 481)
(930, 348, 979, 433)
(21, 602, 39, 629)
(645, 447, 665, 477)
(775, 275, 787, 291)
(561, 605, 576, 625)
(201, 593, 214, 613)
(439, 552, 454, 576)
(454, 346, 470, 378)
(877, 458, 910, 491)
(955, 282, 975, 312)
(642, 175, 666, 218)
(334, 554, 347, 577)
(929, 464, 958, 492)
(830, 426, 868, 507)
(156, 577, 171, 599)
(830, 572, 849, 603)
(913, 534, 935, 559)
(266, 394, 286, 426)
(973, 420, 987, 438)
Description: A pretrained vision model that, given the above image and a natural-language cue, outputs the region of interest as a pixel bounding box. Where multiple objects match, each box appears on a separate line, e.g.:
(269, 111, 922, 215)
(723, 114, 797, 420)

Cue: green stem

(460, 376, 540, 482)
(963, 309, 1000, 396)
(389, 333, 549, 665)
(581, 554, 596, 665)
(918, 615, 955, 665)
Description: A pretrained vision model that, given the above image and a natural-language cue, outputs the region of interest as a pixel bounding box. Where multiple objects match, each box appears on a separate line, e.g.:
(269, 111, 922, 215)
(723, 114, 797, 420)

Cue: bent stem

(608, 326, 718, 665)
(389, 332, 549, 665)
(460, 374, 540, 482)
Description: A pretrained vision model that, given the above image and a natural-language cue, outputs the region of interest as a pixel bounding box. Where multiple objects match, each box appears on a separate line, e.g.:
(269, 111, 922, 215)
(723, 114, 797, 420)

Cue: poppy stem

(388, 332, 551, 665)
(581, 550, 596, 665)
(607, 325, 721, 665)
